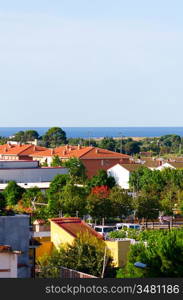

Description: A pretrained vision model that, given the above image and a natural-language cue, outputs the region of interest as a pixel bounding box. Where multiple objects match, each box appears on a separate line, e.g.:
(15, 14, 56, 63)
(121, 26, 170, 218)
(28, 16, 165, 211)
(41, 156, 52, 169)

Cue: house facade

(0, 245, 21, 278)
(31, 145, 131, 178)
(107, 163, 142, 189)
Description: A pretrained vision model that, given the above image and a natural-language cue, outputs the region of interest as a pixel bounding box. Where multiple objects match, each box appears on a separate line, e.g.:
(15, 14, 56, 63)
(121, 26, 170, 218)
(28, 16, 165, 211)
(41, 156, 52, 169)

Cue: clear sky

(0, 0, 183, 127)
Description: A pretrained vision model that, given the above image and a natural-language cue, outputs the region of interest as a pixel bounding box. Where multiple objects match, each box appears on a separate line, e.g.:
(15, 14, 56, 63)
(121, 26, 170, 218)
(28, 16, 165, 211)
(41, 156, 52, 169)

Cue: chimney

(96, 148, 99, 154)
(158, 160, 162, 166)
(66, 145, 69, 150)
(63, 150, 66, 155)
(51, 149, 54, 155)
(78, 144, 81, 150)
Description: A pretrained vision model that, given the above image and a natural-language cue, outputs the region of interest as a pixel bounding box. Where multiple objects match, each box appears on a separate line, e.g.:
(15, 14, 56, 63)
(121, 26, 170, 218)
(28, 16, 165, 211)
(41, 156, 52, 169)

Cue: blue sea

(0, 127, 183, 138)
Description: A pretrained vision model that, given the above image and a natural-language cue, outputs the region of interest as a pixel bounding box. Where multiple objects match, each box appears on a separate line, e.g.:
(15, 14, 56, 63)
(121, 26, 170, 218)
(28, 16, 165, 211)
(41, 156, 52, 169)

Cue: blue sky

(0, 0, 183, 126)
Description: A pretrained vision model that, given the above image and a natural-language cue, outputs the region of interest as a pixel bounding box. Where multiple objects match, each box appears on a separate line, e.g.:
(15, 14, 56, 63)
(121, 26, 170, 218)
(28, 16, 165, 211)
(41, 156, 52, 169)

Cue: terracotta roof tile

(50, 217, 103, 240)
(119, 163, 144, 172)
(167, 162, 183, 169)
(31, 145, 130, 160)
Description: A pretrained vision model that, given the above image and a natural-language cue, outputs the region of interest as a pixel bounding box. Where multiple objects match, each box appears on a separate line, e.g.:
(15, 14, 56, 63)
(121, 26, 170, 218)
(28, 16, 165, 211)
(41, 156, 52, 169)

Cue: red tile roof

(0, 245, 21, 254)
(118, 163, 144, 172)
(0, 144, 47, 156)
(80, 147, 129, 159)
(31, 145, 130, 160)
(50, 217, 103, 240)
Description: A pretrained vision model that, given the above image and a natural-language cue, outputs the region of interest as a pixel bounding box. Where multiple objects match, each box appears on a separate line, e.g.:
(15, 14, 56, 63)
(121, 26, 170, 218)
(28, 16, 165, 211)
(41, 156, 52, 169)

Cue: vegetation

(63, 157, 86, 183)
(117, 229, 183, 278)
(88, 169, 116, 189)
(50, 155, 62, 167)
(42, 127, 67, 147)
(3, 181, 25, 206)
(37, 232, 112, 278)
(13, 130, 39, 142)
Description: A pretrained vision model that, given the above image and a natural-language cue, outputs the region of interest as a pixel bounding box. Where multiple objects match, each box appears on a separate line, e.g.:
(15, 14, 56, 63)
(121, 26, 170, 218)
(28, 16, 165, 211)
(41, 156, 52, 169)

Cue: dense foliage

(117, 229, 183, 278)
(37, 232, 112, 278)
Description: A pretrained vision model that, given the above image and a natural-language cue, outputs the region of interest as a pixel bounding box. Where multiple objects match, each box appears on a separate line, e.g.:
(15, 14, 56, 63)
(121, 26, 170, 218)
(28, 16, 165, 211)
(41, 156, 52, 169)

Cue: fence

(60, 267, 98, 278)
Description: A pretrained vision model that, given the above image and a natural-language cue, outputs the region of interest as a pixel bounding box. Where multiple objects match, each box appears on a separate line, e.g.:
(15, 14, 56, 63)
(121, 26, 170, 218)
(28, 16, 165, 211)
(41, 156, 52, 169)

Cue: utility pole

(119, 132, 123, 154)
(179, 143, 182, 155)
(101, 247, 108, 278)
(88, 131, 92, 146)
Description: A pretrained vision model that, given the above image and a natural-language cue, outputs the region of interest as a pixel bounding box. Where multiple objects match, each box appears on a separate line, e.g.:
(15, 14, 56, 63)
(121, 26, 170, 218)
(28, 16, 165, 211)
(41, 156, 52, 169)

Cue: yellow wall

(50, 221, 75, 250)
(36, 241, 53, 259)
(106, 240, 131, 268)
(50, 221, 131, 268)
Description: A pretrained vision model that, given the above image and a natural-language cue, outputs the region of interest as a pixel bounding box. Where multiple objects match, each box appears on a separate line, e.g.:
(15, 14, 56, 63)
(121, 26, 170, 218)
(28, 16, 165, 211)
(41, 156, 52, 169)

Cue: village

(0, 128, 183, 278)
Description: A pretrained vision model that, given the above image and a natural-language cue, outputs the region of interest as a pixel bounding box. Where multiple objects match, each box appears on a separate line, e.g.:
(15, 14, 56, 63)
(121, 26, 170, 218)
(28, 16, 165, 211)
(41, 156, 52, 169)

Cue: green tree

(0, 193, 6, 211)
(89, 169, 116, 189)
(3, 181, 25, 206)
(46, 174, 69, 217)
(13, 131, 25, 143)
(117, 229, 183, 278)
(48, 174, 69, 195)
(63, 157, 86, 182)
(109, 186, 133, 218)
(59, 183, 88, 216)
(87, 193, 113, 220)
(99, 137, 116, 151)
(51, 155, 62, 167)
(42, 127, 67, 147)
(124, 141, 140, 155)
(37, 232, 112, 278)
(134, 193, 160, 224)
(24, 130, 39, 141)
(13, 130, 39, 142)
(22, 187, 45, 207)
(160, 187, 178, 215)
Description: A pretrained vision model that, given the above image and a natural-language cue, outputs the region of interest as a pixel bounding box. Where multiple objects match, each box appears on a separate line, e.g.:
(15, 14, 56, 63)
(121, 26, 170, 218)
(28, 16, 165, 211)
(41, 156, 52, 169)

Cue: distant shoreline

(0, 127, 183, 139)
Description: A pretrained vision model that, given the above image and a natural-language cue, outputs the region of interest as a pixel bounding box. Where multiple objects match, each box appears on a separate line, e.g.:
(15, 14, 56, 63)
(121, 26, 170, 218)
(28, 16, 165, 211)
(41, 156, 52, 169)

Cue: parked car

(115, 223, 141, 230)
(94, 225, 116, 237)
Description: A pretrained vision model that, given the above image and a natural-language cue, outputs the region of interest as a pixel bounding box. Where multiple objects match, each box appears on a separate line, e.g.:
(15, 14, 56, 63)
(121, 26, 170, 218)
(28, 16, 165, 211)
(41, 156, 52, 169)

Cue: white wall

(0, 253, 18, 278)
(33, 156, 53, 166)
(107, 164, 130, 189)
(156, 162, 175, 171)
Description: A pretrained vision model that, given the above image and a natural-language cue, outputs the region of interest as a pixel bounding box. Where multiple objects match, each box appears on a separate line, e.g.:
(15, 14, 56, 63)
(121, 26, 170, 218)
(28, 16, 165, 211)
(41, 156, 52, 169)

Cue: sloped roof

(80, 147, 130, 159)
(167, 162, 183, 169)
(0, 144, 47, 156)
(140, 157, 160, 168)
(1, 144, 33, 155)
(50, 217, 103, 240)
(31, 145, 130, 160)
(118, 163, 144, 172)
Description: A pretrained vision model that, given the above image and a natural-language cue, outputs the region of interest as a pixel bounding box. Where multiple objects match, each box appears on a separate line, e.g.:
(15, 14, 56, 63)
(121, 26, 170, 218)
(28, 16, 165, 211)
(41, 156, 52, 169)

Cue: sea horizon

(1, 127, 183, 139)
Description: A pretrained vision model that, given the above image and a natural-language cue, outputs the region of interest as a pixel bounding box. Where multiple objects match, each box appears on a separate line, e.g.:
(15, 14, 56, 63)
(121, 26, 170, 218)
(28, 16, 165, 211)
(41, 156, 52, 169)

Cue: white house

(156, 161, 183, 171)
(107, 163, 142, 189)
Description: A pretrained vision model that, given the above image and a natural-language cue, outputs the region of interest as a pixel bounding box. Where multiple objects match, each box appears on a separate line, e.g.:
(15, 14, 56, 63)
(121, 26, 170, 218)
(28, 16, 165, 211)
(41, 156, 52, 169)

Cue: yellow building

(50, 217, 103, 250)
(49, 217, 132, 268)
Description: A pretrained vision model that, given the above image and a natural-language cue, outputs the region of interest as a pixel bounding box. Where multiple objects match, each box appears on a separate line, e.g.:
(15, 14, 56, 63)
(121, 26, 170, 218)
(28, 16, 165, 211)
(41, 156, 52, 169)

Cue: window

(103, 227, 114, 233)
(95, 227, 102, 232)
